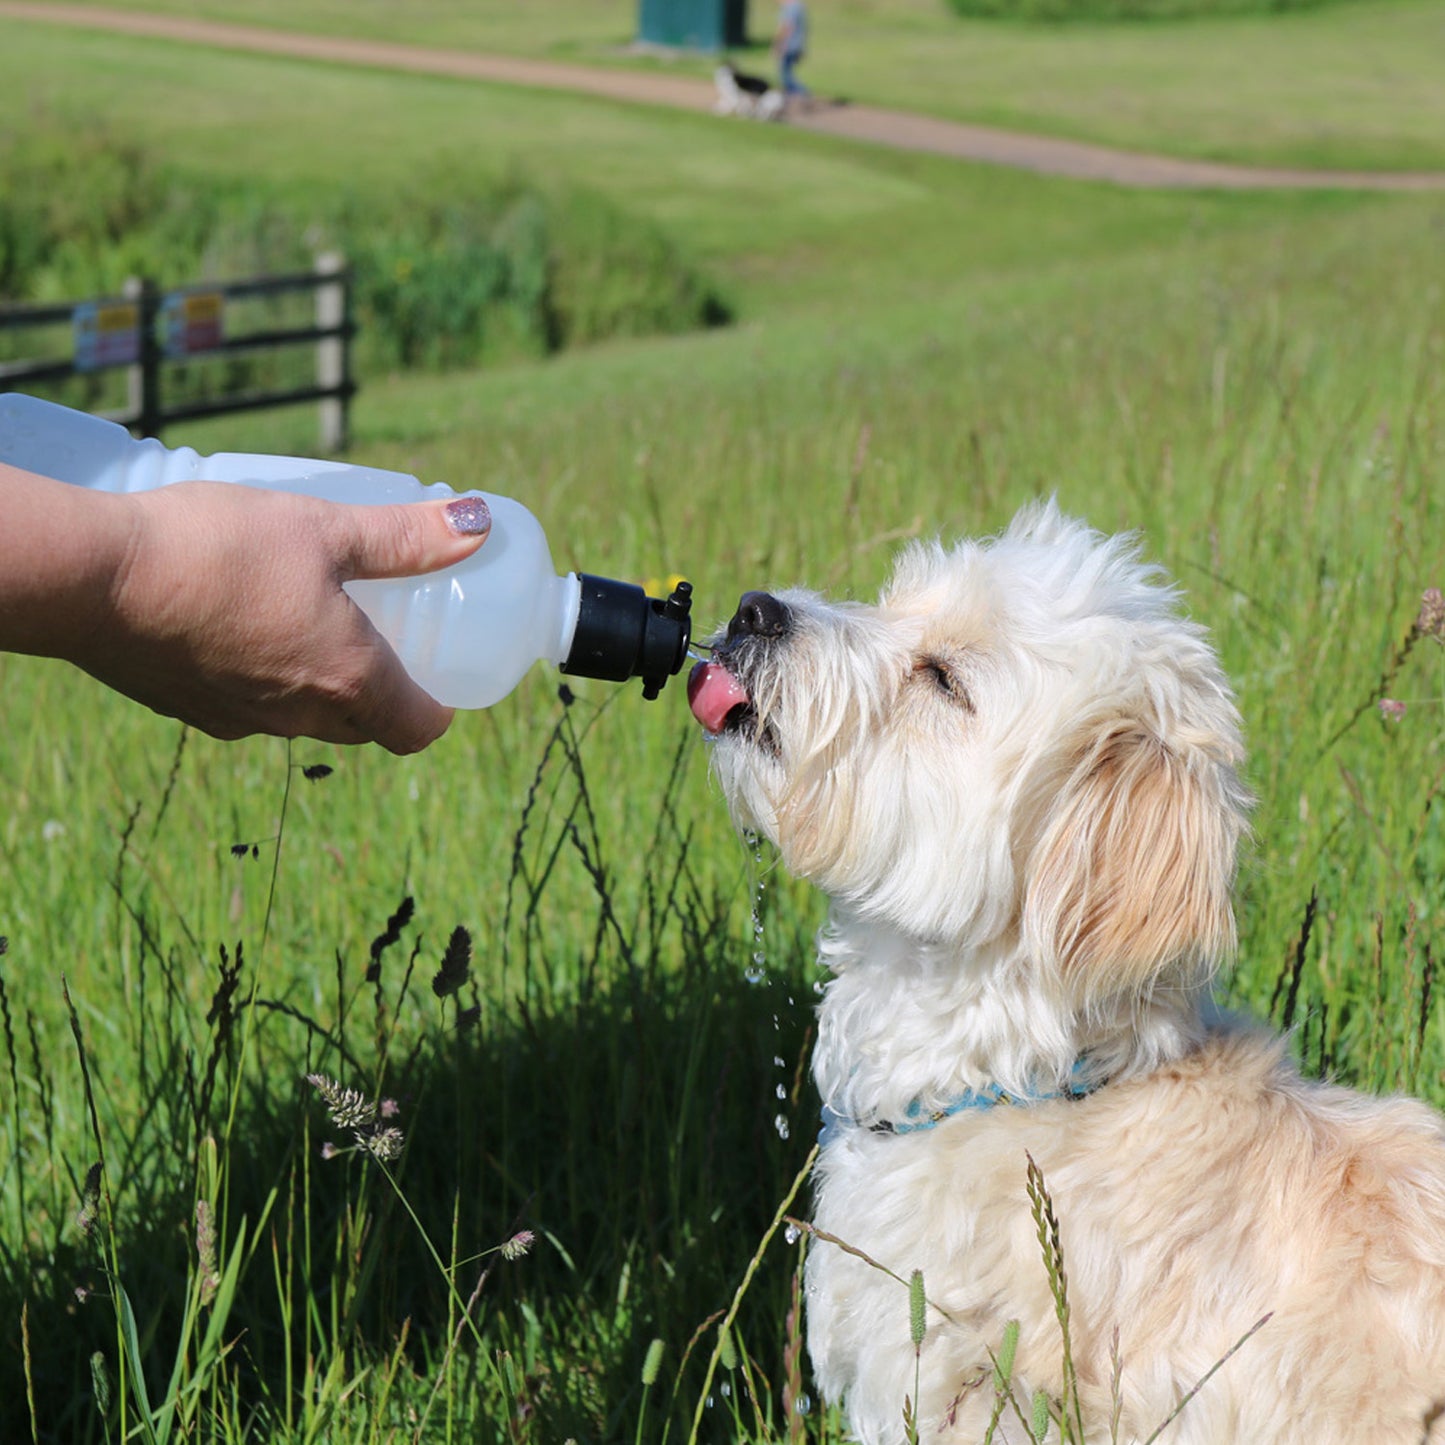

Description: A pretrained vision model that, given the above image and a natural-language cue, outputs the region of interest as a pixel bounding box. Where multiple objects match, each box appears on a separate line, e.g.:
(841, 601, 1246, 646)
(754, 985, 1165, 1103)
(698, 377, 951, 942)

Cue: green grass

(23, 0, 1445, 170)
(0, 18, 1378, 324)
(3, 12, 1445, 1443)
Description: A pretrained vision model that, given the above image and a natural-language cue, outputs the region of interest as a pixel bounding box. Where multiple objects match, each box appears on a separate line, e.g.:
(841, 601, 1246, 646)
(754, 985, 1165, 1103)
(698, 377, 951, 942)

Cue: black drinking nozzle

(560, 575, 694, 700)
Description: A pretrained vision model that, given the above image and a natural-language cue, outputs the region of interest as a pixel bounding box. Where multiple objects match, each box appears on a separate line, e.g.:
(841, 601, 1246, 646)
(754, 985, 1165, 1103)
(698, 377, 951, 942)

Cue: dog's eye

(915, 657, 973, 711)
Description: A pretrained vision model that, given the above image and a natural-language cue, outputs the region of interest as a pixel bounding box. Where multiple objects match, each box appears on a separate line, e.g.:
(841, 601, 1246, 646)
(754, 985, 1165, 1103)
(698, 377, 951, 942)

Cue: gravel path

(7, 1, 1445, 192)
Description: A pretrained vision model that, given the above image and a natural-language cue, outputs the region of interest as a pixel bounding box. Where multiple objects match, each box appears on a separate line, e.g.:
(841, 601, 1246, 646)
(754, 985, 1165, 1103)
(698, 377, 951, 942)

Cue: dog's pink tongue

(688, 660, 750, 734)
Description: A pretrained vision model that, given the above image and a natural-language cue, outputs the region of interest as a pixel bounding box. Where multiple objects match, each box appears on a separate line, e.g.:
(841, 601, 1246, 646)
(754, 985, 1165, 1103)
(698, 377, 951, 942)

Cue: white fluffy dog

(688, 503, 1445, 1444)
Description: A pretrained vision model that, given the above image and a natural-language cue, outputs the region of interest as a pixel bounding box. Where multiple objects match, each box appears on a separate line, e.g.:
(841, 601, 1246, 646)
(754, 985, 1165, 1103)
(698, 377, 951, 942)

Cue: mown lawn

(22, 0, 1445, 169)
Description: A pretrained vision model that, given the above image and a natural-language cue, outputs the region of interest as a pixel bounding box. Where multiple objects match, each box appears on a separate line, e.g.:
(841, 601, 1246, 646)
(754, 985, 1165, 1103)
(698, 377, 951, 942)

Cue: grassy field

(27, 0, 1445, 170)
(3, 8, 1445, 1443)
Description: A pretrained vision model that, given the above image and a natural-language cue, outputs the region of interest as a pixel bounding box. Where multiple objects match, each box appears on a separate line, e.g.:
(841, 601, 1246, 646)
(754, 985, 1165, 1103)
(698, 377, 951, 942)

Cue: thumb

(339, 496, 492, 583)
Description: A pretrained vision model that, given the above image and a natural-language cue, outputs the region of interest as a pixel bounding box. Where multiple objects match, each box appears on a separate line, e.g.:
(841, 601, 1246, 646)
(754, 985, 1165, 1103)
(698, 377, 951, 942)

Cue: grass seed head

(432, 925, 473, 998)
(306, 1073, 378, 1130)
(90, 1350, 110, 1414)
(501, 1229, 535, 1261)
(909, 1269, 927, 1349)
(363, 1126, 406, 1162)
(1417, 587, 1445, 642)
(195, 1199, 220, 1306)
(76, 1161, 102, 1238)
(1031, 1388, 1053, 1440)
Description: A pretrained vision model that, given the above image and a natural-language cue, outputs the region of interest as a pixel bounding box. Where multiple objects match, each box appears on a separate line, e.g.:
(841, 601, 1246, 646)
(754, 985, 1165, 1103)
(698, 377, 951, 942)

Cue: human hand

(75, 482, 489, 753)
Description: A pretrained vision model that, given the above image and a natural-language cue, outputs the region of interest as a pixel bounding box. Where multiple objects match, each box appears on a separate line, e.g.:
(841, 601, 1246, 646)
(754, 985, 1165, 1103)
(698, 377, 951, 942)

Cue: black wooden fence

(0, 253, 355, 449)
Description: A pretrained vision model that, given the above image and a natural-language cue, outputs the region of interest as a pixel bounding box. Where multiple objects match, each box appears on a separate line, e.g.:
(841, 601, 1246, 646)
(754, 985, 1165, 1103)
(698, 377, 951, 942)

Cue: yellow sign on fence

(161, 290, 225, 358)
(72, 300, 141, 371)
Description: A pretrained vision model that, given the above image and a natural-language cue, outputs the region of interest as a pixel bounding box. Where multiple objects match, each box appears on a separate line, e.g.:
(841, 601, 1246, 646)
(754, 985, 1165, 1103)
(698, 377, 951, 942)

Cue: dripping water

(743, 828, 768, 985)
(741, 830, 807, 1145)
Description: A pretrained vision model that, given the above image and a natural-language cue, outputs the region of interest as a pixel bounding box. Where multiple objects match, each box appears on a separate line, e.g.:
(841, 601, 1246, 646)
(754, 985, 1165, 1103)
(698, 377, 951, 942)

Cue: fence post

(123, 275, 162, 438)
(314, 252, 349, 453)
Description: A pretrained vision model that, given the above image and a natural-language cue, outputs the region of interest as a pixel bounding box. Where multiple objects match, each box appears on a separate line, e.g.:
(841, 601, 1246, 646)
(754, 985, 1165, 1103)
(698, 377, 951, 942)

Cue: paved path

(8, 1, 1445, 193)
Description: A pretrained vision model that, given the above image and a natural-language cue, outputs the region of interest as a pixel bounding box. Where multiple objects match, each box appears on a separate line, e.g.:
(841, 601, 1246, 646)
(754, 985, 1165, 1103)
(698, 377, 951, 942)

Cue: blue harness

(819, 1060, 1099, 1147)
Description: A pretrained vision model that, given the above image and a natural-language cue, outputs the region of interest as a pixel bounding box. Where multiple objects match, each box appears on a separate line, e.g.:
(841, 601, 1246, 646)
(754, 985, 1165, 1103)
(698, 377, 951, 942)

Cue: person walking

(773, 0, 811, 113)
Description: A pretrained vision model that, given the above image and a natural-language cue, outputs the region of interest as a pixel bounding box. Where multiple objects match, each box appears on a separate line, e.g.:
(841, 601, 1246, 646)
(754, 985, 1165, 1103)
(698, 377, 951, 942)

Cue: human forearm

(0, 462, 490, 751)
(0, 461, 136, 663)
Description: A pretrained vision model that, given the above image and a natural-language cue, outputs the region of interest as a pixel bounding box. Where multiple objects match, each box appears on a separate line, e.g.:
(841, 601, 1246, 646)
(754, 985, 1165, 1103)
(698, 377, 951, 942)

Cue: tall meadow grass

(2, 39, 1445, 1440)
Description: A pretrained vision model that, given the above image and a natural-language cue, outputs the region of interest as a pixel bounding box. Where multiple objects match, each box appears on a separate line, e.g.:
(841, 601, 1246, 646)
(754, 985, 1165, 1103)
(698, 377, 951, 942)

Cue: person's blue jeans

(780, 49, 809, 99)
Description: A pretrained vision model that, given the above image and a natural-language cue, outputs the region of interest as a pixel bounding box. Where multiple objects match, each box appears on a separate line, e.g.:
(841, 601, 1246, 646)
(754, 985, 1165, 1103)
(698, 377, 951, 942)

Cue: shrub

(0, 128, 731, 386)
(944, 0, 1345, 20)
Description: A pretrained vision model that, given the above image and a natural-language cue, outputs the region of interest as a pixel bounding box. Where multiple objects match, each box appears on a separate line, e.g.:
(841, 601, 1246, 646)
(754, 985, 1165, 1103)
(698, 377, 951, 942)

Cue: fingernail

(444, 496, 491, 537)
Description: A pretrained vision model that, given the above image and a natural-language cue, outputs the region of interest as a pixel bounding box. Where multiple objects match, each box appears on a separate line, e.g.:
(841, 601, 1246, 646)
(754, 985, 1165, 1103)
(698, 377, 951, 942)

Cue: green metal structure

(637, 0, 748, 50)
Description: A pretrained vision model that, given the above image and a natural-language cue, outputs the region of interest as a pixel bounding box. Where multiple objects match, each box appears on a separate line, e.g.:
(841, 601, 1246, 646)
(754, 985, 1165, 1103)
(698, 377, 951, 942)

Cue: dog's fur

(690, 503, 1445, 1444)
(714, 63, 785, 120)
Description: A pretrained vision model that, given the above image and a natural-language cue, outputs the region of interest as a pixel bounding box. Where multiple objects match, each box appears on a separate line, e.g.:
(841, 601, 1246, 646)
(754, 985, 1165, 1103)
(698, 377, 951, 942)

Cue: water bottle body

(344, 498, 582, 709)
(194, 458, 584, 707)
(155, 472, 582, 708)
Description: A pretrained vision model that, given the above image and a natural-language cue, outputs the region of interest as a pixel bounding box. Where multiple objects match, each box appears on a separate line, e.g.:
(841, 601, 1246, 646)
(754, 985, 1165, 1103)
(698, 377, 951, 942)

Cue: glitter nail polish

(444, 496, 492, 536)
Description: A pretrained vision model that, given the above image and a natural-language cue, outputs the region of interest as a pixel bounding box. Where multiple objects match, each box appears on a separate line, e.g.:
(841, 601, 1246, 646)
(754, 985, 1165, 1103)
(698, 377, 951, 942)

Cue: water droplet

(794, 1393, 813, 1415)
(774, 1055, 785, 1069)
(774, 1114, 791, 1140)
(775, 1083, 787, 1100)
(745, 962, 767, 985)
(720, 1382, 732, 1399)
(784, 1222, 802, 1245)
(813, 978, 826, 995)
(706, 1394, 715, 1409)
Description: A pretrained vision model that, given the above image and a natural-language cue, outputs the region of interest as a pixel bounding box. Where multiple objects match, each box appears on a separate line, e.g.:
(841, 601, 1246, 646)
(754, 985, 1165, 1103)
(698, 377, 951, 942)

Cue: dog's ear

(1022, 724, 1240, 993)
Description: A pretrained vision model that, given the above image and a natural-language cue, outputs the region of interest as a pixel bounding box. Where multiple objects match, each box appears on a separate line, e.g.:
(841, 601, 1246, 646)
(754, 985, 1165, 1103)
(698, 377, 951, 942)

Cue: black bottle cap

(559, 575, 693, 700)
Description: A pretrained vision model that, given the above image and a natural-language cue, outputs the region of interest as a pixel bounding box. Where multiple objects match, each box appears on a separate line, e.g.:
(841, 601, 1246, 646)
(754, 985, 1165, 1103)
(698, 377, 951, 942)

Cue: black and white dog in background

(714, 63, 785, 120)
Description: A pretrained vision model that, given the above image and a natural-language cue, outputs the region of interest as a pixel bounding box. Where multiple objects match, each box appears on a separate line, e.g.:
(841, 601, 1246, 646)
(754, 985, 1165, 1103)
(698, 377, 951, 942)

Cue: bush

(944, 0, 1343, 19)
(0, 123, 218, 301)
(334, 170, 732, 373)
(0, 129, 731, 387)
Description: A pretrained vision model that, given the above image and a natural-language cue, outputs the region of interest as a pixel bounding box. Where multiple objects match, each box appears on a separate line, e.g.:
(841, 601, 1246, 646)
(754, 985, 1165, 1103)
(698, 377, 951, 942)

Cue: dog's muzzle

(688, 590, 789, 735)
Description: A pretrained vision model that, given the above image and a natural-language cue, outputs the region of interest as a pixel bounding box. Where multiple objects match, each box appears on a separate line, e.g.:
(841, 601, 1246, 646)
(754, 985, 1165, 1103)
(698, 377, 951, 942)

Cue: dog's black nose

(727, 591, 789, 642)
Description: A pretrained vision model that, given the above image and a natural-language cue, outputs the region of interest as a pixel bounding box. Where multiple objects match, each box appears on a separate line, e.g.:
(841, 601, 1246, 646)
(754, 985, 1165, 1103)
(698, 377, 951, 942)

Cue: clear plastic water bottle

(0, 393, 692, 709)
